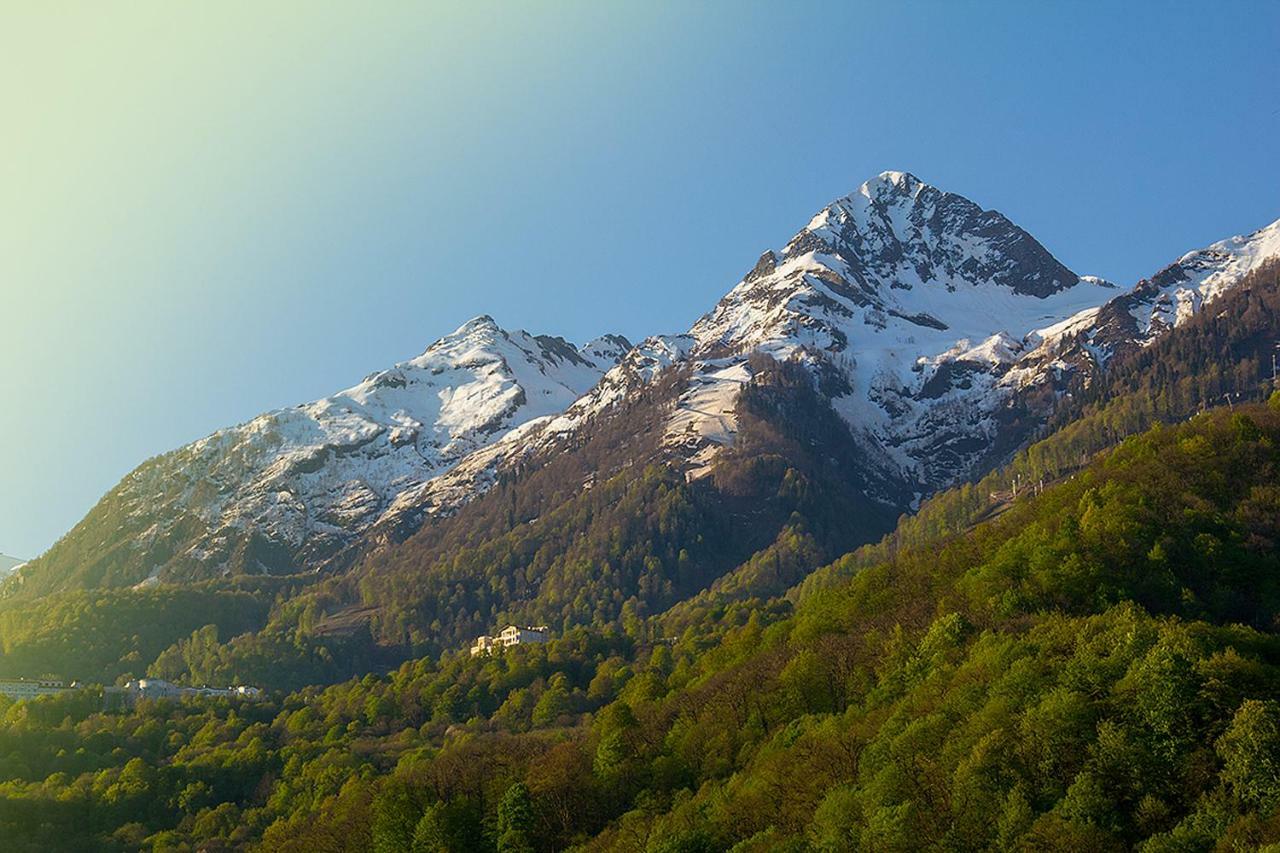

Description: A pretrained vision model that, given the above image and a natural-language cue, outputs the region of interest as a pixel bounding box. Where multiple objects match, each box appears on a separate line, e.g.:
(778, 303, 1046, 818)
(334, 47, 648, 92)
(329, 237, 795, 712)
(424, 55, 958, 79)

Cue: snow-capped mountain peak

(483, 177, 1276, 512)
(658, 173, 1120, 490)
(783, 171, 1081, 299)
(20, 173, 1279, 596)
(683, 171, 1098, 368)
(26, 317, 630, 586)
(861, 168, 922, 194)
(581, 334, 634, 364)
(415, 173, 1118, 505)
(1137, 218, 1280, 337)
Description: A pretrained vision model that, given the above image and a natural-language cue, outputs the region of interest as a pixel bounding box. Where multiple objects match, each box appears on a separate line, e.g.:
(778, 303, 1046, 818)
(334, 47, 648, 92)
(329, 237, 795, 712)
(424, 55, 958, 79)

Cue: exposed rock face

(13, 318, 629, 590)
(377, 176, 1279, 529)
(16, 171, 1279, 596)
(1077, 219, 1280, 358)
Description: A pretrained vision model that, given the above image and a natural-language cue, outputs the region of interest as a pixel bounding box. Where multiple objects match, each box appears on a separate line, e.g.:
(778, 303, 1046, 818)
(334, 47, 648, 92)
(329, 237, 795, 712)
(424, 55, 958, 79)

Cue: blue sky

(3, 1, 1278, 558)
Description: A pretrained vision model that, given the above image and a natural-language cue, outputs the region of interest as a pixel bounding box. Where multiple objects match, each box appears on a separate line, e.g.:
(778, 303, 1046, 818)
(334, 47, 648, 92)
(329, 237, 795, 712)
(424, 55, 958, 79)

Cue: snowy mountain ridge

(16, 171, 1280, 591)
(376, 173, 1280, 530)
(405, 171, 1117, 500)
(12, 318, 629, 588)
(1064, 218, 1280, 363)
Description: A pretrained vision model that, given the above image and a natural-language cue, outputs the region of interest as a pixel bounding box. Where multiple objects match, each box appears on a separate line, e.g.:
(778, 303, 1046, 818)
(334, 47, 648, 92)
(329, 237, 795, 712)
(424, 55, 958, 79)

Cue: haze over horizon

(4, 1, 1278, 558)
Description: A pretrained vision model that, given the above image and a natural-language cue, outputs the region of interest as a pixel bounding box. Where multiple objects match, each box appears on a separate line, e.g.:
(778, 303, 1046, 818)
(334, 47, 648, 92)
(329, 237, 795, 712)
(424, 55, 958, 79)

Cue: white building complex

(470, 625, 550, 656)
(0, 678, 72, 701)
(116, 679, 263, 703)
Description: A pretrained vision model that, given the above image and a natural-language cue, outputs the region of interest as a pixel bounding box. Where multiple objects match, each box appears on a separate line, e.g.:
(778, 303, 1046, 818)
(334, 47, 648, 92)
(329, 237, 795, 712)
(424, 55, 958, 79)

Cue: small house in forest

(470, 625, 550, 656)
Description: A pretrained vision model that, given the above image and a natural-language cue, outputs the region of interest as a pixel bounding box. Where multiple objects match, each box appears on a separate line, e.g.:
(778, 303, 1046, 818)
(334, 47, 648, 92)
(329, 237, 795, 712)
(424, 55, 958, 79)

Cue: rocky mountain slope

(379, 174, 1280, 541)
(12, 172, 1280, 601)
(8, 320, 628, 593)
(318, 175, 1279, 648)
(1063, 217, 1280, 359)
(372, 173, 1102, 528)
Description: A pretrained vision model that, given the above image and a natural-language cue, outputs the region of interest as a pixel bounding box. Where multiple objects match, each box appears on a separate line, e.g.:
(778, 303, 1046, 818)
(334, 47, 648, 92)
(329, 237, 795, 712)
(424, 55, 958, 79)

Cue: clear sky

(3, 1, 1278, 559)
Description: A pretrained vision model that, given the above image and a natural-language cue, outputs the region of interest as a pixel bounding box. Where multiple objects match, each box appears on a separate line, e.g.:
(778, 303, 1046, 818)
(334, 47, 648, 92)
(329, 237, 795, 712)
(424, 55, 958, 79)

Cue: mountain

(314, 175, 1280, 656)
(8, 318, 629, 595)
(10, 401, 1280, 852)
(375, 172, 1115, 532)
(652, 170, 1115, 494)
(302, 176, 1271, 650)
(6, 172, 1280, 852)
(10, 171, 1280, 657)
(1084, 218, 1280, 357)
(371, 175, 1280, 541)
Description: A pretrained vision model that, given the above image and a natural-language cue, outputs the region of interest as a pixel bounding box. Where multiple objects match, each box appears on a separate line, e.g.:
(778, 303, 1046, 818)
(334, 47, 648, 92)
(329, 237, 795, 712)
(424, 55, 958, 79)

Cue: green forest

(3, 400, 1280, 850)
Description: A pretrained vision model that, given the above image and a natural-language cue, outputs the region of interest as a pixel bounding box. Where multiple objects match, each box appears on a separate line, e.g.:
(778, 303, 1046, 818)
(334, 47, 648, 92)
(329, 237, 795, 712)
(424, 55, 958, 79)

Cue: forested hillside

(2, 196, 1278, 851)
(1052, 257, 1280, 433)
(4, 180, 1277, 712)
(2, 401, 1279, 850)
(5, 258, 1280, 697)
(797, 256, 1280, 599)
(339, 354, 900, 649)
(0, 355, 904, 690)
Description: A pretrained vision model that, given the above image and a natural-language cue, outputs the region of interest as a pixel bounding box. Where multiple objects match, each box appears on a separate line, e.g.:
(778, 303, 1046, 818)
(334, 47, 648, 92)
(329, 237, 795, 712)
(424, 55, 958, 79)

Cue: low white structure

(498, 624, 550, 647)
(470, 625, 550, 656)
(126, 678, 183, 699)
(0, 678, 70, 701)
(121, 679, 262, 702)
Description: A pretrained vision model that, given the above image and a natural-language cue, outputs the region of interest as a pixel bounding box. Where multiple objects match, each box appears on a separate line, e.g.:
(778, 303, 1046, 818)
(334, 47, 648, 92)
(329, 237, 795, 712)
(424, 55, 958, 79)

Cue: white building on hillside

(470, 625, 550, 656)
(127, 679, 184, 699)
(498, 625, 549, 647)
(0, 678, 70, 701)
(121, 679, 262, 703)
